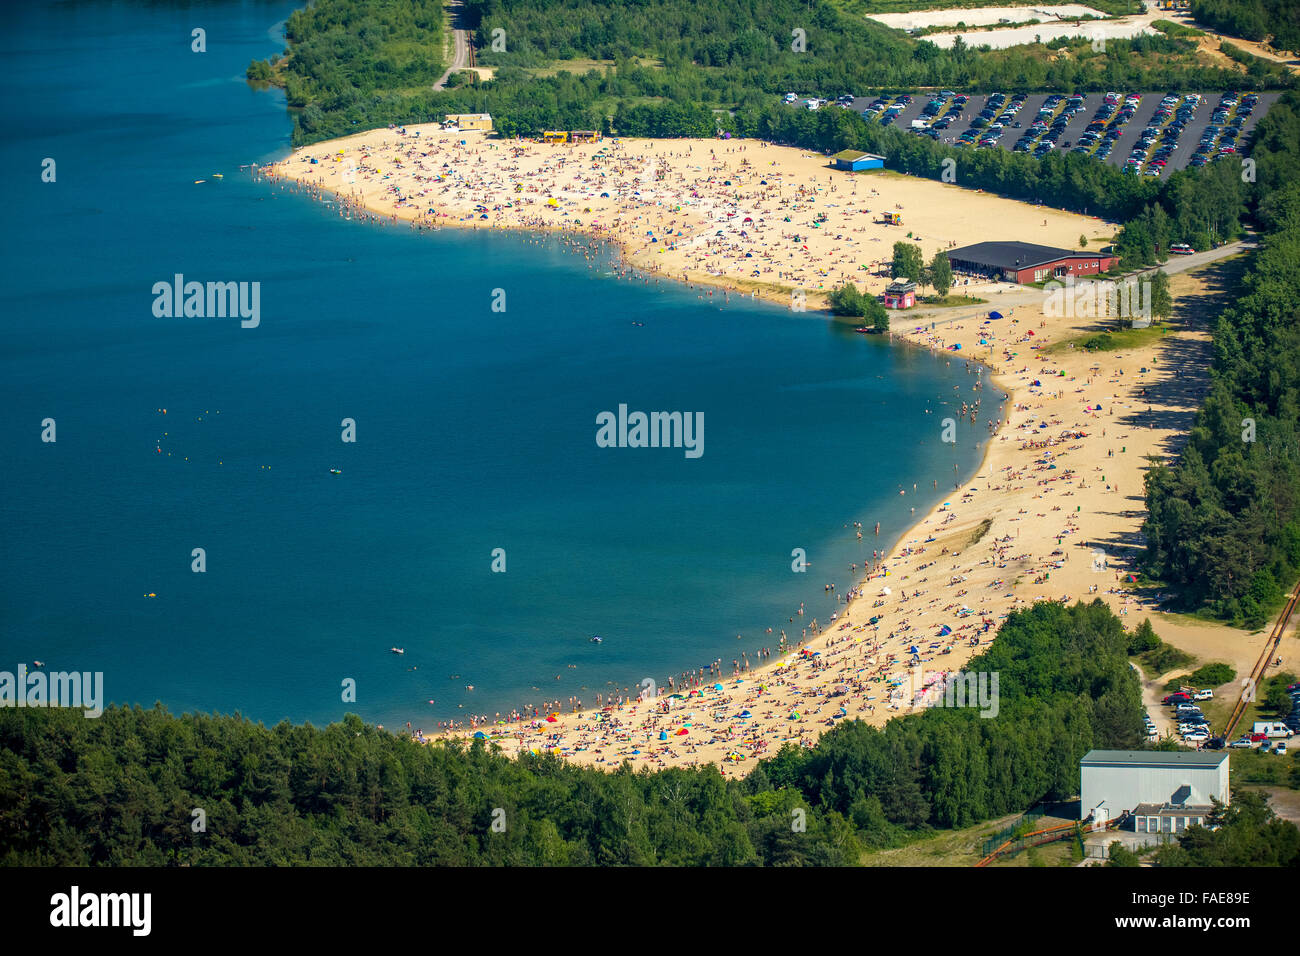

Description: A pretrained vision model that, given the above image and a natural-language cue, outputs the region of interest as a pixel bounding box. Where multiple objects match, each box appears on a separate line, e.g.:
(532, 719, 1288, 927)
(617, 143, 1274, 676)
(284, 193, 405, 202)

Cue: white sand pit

(869, 6, 1110, 31)
(924, 19, 1157, 49)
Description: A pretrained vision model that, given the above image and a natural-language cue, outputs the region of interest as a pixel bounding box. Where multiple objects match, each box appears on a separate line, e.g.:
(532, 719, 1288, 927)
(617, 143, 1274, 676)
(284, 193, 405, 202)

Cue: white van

(784, 93, 797, 104)
(1252, 721, 1294, 738)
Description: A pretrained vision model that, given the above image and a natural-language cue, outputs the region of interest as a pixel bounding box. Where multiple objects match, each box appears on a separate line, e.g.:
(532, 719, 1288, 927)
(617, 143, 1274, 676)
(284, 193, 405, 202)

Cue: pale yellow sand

(265, 130, 1296, 774)
(265, 126, 1114, 308)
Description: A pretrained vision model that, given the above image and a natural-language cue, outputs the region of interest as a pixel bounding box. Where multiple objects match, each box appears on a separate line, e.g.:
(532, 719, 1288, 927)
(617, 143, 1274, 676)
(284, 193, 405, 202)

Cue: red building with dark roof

(947, 241, 1116, 284)
(882, 280, 916, 309)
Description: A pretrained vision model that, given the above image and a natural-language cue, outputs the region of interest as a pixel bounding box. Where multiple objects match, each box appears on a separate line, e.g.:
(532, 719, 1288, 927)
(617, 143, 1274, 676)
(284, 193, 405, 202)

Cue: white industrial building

(1080, 750, 1229, 834)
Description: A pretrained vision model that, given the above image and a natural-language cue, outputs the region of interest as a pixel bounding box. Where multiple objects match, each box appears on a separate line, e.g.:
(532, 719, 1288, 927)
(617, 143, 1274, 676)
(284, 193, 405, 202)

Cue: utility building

(1080, 750, 1228, 833)
(832, 150, 885, 171)
(444, 113, 493, 132)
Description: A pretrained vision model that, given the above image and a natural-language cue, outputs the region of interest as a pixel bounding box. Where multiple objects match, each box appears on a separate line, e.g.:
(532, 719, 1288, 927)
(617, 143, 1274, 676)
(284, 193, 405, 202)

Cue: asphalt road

(434, 0, 470, 91)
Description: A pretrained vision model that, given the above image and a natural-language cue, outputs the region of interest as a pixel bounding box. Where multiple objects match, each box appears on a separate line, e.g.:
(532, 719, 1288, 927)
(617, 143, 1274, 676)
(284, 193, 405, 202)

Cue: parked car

(1229, 737, 1254, 749)
(1275, 741, 1288, 755)
(1194, 689, 1213, 700)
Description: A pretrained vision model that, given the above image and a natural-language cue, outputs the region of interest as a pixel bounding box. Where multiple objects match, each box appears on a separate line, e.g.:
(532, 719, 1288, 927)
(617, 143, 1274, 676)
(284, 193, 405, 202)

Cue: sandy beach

(266, 127, 1297, 775)
(264, 125, 1115, 309)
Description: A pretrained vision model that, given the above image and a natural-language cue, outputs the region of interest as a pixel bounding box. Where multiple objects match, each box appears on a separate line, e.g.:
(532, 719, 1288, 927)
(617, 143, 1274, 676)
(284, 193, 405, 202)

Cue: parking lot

(788, 90, 1280, 181)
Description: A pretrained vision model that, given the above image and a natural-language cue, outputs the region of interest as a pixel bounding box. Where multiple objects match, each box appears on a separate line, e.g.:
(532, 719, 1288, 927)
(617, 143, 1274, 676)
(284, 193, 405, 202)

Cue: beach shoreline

(264, 126, 1273, 775)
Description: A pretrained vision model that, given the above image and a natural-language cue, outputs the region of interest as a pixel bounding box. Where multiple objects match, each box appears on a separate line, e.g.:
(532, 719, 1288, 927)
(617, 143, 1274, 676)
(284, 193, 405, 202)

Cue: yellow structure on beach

(542, 130, 603, 145)
(445, 113, 493, 132)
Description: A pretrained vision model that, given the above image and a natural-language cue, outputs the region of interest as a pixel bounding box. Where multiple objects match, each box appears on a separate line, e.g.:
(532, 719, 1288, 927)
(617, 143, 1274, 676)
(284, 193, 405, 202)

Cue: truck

(1252, 721, 1295, 738)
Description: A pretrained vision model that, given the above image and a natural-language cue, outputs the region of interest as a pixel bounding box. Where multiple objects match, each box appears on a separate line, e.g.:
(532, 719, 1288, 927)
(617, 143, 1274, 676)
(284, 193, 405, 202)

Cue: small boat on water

(853, 326, 872, 334)
(390, 647, 405, 655)
(590, 636, 603, 644)
(212, 173, 223, 179)
(329, 468, 342, 475)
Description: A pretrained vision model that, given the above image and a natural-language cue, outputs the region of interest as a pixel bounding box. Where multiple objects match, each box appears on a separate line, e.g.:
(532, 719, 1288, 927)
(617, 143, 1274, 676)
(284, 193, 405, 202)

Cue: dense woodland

(249, 0, 1293, 146)
(1191, 0, 1300, 55)
(1140, 93, 1300, 626)
(2, 601, 1146, 865)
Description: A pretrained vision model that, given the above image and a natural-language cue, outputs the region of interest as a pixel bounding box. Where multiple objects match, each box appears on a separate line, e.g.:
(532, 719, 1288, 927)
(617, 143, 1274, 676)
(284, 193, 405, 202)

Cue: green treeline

(1111, 159, 1249, 267)
(1191, 0, 1300, 55)
(0, 601, 1141, 865)
(249, 0, 1293, 147)
(1141, 94, 1300, 626)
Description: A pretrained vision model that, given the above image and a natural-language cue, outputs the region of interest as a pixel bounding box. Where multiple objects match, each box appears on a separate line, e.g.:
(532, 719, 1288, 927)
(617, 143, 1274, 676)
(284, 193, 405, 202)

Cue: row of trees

(0, 600, 1147, 865)
(1112, 159, 1251, 268)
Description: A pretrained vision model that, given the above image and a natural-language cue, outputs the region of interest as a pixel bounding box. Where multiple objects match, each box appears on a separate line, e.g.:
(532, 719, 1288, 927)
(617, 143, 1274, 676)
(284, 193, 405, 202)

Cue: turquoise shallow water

(0, 0, 1000, 731)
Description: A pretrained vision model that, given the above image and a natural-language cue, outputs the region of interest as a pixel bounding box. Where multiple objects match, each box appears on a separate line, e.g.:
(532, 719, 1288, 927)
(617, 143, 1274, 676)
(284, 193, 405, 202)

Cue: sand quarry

(868, 2, 1163, 51)
(266, 129, 1295, 775)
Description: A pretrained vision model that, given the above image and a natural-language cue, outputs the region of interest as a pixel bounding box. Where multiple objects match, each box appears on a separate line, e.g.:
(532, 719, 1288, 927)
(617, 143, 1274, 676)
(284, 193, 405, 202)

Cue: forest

(248, 0, 1294, 147)
(1140, 93, 1300, 626)
(1, 600, 1145, 865)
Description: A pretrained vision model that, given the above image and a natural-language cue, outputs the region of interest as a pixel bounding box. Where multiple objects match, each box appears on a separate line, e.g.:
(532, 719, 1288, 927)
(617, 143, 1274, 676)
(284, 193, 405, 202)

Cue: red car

(1249, 733, 1268, 744)
(1163, 692, 1193, 704)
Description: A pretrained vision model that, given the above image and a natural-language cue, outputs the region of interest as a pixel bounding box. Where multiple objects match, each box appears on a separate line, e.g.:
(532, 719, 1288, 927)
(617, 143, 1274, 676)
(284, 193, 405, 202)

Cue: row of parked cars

(785, 93, 860, 111)
(1157, 683, 1300, 752)
(788, 89, 1260, 176)
(1189, 91, 1258, 169)
(1068, 91, 1142, 163)
(1155, 688, 1216, 743)
(956, 91, 1027, 149)
(1008, 94, 1081, 157)
(1124, 92, 1202, 177)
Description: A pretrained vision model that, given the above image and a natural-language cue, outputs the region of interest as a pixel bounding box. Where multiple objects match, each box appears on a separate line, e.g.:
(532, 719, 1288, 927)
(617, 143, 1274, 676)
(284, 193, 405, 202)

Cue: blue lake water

(0, 0, 1000, 730)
